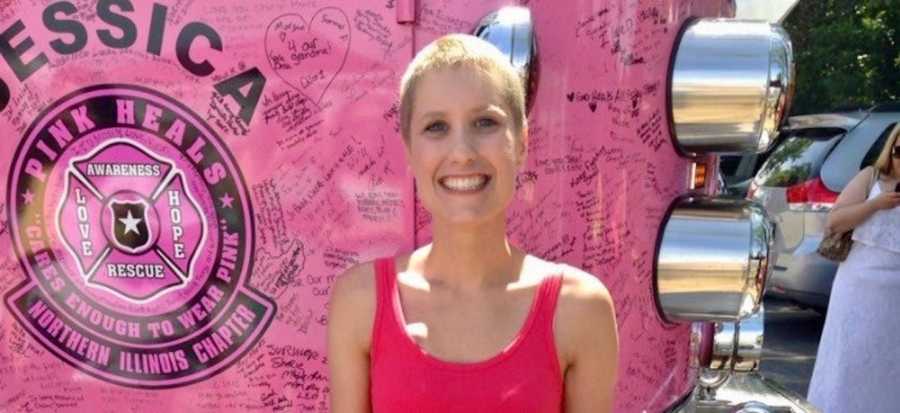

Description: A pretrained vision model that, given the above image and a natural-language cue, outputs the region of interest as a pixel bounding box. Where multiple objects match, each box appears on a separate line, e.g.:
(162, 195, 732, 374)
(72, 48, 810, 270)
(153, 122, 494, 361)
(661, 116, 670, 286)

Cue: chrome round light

(655, 197, 775, 322)
(473, 6, 536, 106)
(669, 19, 794, 155)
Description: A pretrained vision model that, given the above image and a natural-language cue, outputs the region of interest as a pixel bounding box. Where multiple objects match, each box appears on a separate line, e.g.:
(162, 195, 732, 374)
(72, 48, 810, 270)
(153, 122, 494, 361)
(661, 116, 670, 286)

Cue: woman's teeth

(440, 175, 489, 191)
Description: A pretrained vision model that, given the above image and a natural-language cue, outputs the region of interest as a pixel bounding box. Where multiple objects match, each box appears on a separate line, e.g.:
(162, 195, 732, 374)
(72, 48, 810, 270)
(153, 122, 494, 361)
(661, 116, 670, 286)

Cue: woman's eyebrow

(417, 110, 446, 120)
(417, 106, 506, 119)
(468, 104, 508, 115)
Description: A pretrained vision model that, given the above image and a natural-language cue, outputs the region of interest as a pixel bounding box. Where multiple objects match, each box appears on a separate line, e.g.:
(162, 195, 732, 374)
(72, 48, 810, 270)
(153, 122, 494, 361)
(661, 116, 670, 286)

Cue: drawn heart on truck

(265, 8, 351, 105)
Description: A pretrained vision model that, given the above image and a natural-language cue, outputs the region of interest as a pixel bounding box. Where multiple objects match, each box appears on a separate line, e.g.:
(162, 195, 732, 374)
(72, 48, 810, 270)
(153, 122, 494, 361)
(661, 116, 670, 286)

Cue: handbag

(816, 169, 878, 262)
(817, 230, 853, 262)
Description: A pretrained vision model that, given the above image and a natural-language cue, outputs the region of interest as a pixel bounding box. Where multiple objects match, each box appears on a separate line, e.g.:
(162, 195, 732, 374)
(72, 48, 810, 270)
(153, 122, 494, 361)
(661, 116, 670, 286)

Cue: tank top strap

(538, 272, 564, 319)
(518, 268, 564, 387)
(371, 257, 401, 366)
(374, 257, 394, 291)
(529, 269, 564, 346)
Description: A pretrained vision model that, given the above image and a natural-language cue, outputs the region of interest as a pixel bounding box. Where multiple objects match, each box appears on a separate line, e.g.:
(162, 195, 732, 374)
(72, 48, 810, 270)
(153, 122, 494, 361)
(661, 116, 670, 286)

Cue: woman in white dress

(808, 123, 900, 411)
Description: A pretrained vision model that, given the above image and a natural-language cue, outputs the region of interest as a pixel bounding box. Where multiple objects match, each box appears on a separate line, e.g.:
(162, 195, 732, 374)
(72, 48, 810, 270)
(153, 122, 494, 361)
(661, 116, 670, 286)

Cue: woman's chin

(431, 209, 504, 228)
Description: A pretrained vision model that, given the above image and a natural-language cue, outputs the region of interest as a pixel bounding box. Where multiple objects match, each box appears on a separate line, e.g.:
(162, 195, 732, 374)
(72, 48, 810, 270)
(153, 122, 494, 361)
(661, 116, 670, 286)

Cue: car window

(820, 115, 900, 192)
(754, 130, 843, 188)
(860, 122, 898, 169)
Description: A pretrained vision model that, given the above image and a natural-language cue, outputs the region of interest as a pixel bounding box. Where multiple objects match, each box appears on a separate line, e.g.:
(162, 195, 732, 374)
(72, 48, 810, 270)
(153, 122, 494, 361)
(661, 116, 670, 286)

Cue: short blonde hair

(874, 123, 900, 176)
(398, 34, 526, 142)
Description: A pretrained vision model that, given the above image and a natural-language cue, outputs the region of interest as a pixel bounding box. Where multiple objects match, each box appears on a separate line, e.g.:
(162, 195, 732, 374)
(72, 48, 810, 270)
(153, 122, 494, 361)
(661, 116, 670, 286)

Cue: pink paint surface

(0, 0, 733, 411)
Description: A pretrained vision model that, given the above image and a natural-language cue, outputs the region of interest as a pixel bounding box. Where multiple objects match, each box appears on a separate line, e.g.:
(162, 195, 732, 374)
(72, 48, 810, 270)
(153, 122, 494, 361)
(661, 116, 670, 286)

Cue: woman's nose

(448, 130, 477, 164)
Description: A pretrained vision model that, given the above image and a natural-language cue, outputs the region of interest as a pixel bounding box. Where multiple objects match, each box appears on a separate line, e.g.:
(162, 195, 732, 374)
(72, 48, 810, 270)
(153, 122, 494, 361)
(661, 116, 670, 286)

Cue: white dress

(807, 181, 900, 412)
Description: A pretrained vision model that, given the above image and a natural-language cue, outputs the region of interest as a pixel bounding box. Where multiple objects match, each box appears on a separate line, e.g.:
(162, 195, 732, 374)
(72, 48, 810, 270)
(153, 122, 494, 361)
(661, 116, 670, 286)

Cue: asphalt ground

(759, 297, 826, 397)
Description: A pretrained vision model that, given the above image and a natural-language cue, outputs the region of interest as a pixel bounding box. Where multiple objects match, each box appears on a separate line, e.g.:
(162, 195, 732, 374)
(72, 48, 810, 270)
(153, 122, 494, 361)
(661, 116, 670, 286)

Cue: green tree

(783, 0, 900, 114)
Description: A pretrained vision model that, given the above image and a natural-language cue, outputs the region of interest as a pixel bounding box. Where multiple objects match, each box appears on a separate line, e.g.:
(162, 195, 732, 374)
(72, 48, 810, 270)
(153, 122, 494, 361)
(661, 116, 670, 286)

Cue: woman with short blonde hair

(328, 34, 618, 412)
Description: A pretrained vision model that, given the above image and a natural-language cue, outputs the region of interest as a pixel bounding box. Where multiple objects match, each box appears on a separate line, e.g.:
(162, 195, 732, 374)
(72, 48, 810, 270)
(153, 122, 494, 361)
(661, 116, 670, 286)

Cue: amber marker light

(690, 162, 707, 190)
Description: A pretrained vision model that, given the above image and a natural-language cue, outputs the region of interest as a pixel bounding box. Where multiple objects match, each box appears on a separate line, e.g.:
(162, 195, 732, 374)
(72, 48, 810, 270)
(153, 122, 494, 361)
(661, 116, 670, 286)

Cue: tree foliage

(783, 0, 900, 114)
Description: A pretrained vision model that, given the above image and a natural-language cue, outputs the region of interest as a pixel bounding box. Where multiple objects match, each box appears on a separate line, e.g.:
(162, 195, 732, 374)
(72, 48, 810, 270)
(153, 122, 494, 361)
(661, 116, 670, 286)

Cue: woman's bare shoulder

(332, 261, 377, 299)
(547, 263, 617, 367)
(332, 252, 415, 299)
(521, 256, 609, 295)
(522, 256, 614, 321)
(329, 261, 380, 350)
(555, 264, 613, 312)
(834, 165, 879, 209)
(548, 263, 615, 334)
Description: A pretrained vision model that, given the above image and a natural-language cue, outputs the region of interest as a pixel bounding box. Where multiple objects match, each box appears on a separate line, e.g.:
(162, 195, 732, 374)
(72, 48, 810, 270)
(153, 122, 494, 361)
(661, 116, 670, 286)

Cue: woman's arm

(826, 167, 900, 234)
(327, 264, 376, 413)
(560, 268, 619, 413)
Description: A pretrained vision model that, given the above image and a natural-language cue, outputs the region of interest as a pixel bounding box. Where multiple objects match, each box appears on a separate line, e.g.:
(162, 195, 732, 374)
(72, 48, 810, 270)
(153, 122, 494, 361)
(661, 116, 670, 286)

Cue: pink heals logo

(57, 139, 206, 302)
(4, 85, 276, 388)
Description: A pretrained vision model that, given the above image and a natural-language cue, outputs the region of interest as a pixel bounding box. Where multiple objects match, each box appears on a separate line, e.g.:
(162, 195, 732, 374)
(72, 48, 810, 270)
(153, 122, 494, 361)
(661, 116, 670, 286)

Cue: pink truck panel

(0, 1, 735, 411)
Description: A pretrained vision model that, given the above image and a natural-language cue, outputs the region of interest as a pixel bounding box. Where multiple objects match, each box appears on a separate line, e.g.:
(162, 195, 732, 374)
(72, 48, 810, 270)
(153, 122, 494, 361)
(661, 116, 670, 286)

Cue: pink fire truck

(0, 0, 817, 411)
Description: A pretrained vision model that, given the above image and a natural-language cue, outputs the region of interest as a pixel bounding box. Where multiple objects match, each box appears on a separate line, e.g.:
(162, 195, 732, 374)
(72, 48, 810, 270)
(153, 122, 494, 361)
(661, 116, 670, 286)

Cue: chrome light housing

(709, 306, 765, 372)
(473, 6, 536, 107)
(655, 197, 775, 322)
(669, 19, 794, 155)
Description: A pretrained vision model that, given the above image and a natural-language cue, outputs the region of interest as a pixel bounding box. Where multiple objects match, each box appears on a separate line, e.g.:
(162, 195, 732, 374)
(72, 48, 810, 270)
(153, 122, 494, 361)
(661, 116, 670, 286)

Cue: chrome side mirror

(473, 6, 537, 108)
(669, 19, 794, 156)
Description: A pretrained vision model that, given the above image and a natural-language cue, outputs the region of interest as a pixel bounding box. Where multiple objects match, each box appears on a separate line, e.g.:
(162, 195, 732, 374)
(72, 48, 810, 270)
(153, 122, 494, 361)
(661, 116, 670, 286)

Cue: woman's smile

(438, 174, 492, 193)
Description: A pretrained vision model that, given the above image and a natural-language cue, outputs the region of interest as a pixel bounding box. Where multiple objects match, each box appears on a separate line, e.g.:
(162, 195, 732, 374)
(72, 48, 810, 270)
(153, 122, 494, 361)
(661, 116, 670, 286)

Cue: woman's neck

(878, 168, 900, 180)
(413, 216, 525, 293)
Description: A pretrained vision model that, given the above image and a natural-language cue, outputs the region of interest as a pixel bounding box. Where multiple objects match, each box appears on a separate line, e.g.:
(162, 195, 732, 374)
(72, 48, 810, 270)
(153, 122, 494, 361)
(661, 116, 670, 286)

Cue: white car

(749, 104, 900, 310)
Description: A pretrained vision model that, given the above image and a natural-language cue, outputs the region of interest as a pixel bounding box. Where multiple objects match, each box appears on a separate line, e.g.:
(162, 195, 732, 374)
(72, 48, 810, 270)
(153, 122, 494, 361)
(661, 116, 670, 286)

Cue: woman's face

(406, 67, 525, 226)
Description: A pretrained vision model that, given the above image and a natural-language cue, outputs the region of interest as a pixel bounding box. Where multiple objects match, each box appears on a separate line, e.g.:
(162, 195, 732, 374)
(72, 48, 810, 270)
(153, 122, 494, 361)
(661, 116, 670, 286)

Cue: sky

(735, 0, 800, 23)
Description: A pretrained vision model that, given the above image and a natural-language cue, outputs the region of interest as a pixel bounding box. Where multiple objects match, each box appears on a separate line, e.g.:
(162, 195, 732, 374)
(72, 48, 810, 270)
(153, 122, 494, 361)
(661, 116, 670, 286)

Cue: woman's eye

(474, 117, 498, 129)
(424, 121, 448, 134)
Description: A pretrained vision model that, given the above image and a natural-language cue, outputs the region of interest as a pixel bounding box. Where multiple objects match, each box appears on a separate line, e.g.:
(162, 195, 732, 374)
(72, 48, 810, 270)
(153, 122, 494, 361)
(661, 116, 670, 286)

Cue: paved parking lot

(760, 297, 826, 396)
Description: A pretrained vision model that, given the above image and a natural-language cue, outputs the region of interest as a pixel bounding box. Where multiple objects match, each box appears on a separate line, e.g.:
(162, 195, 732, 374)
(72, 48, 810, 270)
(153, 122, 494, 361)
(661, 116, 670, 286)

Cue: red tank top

(369, 257, 565, 412)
